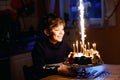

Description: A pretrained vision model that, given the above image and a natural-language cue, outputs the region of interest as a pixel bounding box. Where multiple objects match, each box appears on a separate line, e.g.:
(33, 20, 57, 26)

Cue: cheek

(51, 32, 59, 37)
(62, 31, 65, 35)
(53, 34, 59, 38)
(51, 33, 59, 40)
(49, 33, 57, 39)
(58, 31, 65, 36)
(50, 31, 64, 39)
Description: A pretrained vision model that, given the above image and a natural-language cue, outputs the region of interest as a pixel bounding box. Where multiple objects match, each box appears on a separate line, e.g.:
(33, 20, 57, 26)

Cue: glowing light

(92, 43, 96, 50)
(78, 0, 85, 44)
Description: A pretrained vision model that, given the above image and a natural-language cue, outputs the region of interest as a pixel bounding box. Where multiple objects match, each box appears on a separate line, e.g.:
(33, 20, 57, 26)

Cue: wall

(10, 52, 33, 80)
(86, 26, 120, 64)
(86, 4, 120, 64)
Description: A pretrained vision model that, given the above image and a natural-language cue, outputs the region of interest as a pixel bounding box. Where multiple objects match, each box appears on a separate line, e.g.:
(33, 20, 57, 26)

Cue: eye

(54, 29, 59, 31)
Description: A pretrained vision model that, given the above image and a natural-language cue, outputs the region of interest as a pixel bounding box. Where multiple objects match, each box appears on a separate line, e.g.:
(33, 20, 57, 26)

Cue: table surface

(41, 64, 120, 80)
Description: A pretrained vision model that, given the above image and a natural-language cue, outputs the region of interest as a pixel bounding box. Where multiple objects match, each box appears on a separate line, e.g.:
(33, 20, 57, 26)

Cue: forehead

(50, 24, 64, 30)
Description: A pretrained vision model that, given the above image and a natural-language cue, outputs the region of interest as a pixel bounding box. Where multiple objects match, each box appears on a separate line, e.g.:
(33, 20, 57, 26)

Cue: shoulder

(33, 36, 48, 48)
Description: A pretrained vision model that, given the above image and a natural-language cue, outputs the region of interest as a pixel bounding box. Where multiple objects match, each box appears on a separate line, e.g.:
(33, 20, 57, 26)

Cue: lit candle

(80, 41, 82, 52)
(84, 44, 87, 55)
(87, 42, 90, 49)
(76, 40, 78, 53)
(81, 44, 83, 53)
(84, 44, 86, 50)
(73, 43, 75, 52)
(92, 43, 96, 50)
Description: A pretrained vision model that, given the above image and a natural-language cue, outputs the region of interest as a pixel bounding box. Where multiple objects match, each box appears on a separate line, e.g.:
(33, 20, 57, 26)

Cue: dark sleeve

(31, 42, 59, 79)
(32, 42, 45, 68)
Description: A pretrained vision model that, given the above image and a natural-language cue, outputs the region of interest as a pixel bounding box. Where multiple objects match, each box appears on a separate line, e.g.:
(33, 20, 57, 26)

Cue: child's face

(49, 24, 65, 44)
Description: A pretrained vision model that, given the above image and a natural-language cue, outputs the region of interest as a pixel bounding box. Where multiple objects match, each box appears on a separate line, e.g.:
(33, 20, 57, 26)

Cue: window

(70, 0, 104, 28)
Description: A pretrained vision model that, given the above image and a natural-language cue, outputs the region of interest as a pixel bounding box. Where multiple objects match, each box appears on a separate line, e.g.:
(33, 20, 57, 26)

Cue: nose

(60, 30, 64, 35)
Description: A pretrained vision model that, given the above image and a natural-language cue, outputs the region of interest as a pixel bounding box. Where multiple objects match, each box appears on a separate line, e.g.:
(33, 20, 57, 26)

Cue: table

(41, 64, 120, 80)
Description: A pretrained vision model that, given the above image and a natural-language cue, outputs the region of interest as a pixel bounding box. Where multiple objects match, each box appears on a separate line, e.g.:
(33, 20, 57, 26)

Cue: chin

(57, 39, 63, 42)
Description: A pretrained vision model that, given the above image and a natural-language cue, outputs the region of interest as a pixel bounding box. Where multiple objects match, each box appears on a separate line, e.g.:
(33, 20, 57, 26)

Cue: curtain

(54, 0, 60, 17)
(104, 0, 117, 26)
(37, 0, 49, 19)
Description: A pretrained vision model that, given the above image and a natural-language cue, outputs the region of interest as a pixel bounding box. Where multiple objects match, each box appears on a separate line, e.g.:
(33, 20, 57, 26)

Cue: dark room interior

(0, 0, 120, 80)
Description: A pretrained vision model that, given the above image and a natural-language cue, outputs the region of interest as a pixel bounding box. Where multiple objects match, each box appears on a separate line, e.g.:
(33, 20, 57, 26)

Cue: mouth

(58, 36, 63, 38)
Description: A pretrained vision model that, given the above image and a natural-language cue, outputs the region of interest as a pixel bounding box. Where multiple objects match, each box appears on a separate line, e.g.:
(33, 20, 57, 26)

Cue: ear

(44, 29, 49, 36)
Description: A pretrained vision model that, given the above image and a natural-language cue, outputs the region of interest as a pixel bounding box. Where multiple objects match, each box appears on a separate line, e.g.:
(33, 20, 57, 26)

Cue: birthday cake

(67, 42, 103, 65)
